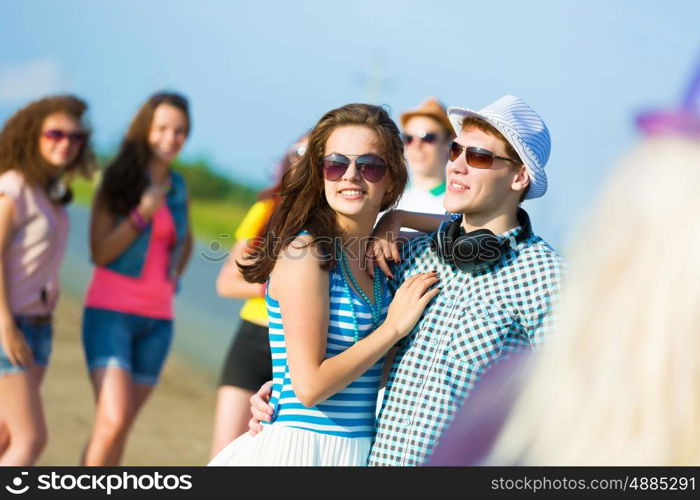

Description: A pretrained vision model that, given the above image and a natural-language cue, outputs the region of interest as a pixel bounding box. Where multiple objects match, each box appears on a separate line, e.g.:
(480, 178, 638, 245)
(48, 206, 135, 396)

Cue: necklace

(337, 247, 383, 343)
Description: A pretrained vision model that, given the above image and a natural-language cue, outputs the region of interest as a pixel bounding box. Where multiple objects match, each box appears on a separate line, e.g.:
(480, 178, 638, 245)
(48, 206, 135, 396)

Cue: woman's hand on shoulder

(369, 210, 405, 279)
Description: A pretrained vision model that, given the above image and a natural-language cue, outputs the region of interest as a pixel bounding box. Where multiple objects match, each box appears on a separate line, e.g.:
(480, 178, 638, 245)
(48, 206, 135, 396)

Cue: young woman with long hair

(209, 134, 309, 458)
(0, 95, 95, 465)
(80, 92, 193, 465)
(209, 103, 439, 466)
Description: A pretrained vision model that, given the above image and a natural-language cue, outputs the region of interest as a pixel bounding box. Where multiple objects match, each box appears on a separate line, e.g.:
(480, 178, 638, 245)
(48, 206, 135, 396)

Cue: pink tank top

(85, 203, 176, 319)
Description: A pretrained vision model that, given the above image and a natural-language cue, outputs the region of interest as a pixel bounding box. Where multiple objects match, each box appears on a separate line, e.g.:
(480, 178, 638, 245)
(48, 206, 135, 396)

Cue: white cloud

(0, 59, 70, 104)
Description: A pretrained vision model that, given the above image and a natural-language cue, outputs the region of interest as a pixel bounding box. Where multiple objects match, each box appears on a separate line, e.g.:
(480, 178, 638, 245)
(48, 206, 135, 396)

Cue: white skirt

(208, 424, 372, 466)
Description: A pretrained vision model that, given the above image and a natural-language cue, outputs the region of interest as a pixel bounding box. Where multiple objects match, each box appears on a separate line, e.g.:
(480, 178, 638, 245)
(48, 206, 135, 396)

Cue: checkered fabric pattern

(368, 224, 565, 466)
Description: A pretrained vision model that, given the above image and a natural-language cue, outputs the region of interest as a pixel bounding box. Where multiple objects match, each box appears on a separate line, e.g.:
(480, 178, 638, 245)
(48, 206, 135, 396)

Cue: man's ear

(511, 164, 530, 194)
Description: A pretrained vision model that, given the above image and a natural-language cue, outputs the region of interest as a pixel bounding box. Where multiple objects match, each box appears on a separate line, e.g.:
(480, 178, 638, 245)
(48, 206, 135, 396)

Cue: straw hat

(400, 97, 454, 137)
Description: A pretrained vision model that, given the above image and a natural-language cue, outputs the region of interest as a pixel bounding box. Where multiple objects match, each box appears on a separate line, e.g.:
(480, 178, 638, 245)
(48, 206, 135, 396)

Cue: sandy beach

(37, 288, 219, 466)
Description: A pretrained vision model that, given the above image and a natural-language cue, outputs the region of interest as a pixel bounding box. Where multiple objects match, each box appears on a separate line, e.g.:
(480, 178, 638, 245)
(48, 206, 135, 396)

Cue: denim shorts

(0, 316, 53, 376)
(82, 307, 173, 386)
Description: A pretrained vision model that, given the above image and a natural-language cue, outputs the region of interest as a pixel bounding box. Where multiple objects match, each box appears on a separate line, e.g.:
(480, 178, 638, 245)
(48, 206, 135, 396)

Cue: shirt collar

(497, 223, 526, 249)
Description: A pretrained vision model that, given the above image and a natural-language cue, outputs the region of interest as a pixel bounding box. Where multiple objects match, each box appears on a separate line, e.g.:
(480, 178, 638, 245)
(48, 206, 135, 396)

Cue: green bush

(172, 158, 258, 205)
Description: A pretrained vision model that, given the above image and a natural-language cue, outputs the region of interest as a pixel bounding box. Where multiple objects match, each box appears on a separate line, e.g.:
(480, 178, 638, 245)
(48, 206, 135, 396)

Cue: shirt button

(446, 300, 455, 307)
(403, 418, 411, 426)
(430, 338, 439, 346)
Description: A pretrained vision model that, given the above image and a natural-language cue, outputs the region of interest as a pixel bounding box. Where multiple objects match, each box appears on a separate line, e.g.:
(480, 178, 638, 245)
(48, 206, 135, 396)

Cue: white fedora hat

(447, 95, 551, 199)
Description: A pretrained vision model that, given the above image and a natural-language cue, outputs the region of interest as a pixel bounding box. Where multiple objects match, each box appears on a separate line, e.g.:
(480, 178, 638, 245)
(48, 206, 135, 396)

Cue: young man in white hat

(249, 95, 565, 466)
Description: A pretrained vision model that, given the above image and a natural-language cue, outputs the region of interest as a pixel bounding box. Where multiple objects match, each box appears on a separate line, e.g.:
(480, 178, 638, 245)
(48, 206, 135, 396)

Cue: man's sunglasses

(321, 153, 387, 182)
(42, 129, 88, 145)
(449, 141, 520, 169)
(402, 131, 439, 145)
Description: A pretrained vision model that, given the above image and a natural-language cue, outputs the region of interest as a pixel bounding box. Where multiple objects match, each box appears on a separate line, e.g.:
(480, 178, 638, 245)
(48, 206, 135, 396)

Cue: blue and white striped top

(264, 264, 391, 438)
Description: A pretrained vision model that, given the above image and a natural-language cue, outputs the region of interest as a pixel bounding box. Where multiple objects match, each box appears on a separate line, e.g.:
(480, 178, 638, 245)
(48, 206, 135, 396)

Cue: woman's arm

(89, 194, 141, 266)
(369, 209, 450, 278)
(90, 185, 166, 266)
(0, 195, 32, 366)
(273, 235, 439, 408)
(377, 210, 447, 234)
(216, 240, 265, 299)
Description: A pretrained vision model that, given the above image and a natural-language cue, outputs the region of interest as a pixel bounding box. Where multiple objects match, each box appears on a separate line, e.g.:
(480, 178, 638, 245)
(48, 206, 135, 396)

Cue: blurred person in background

(0, 95, 95, 465)
(485, 135, 700, 466)
(396, 97, 454, 217)
(431, 134, 700, 466)
(209, 134, 308, 459)
(80, 92, 193, 466)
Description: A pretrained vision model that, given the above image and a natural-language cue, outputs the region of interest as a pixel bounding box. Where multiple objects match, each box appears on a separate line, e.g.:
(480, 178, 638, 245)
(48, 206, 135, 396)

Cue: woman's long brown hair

(0, 95, 96, 188)
(99, 92, 190, 215)
(239, 103, 407, 283)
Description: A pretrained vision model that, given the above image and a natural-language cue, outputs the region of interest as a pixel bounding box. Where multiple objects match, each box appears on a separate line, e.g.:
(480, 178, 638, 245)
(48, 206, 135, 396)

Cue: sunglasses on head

(449, 141, 520, 169)
(287, 142, 307, 162)
(320, 153, 387, 182)
(42, 129, 88, 145)
(402, 131, 439, 146)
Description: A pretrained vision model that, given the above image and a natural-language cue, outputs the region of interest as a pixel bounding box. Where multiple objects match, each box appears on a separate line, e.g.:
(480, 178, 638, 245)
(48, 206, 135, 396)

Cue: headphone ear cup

(431, 220, 449, 261)
(453, 231, 501, 269)
(444, 218, 462, 262)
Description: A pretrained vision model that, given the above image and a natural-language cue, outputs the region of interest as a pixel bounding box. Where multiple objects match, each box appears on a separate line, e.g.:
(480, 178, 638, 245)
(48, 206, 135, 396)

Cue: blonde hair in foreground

(486, 136, 700, 465)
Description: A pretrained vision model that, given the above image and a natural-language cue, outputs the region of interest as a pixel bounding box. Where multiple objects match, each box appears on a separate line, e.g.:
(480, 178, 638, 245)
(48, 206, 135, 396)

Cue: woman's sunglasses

(402, 131, 438, 145)
(321, 153, 387, 182)
(449, 141, 520, 169)
(42, 129, 88, 145)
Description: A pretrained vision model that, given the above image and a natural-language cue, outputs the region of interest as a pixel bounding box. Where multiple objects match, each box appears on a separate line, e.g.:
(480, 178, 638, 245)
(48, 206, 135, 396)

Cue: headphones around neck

(47, 178, 73, 205)
(430, 208, 532, 272)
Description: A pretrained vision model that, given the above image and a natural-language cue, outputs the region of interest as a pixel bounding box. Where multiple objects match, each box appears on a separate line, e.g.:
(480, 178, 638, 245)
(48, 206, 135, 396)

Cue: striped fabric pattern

(447, 95, 551, 200)
(368, 224, 565, 466)
(264, 266, 391, 438)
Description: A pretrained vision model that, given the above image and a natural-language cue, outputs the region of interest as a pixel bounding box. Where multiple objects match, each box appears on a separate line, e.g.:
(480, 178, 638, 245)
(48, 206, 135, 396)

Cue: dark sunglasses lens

(422, 133, 437, 144)
(402, 134, 413, 145)
(44, 130, 87, 143)
(465, 149, 493, 169)
(449, 142, 462, 162)
(44, 130, 65, 140)
(357, 155, 387, 182)
(322, 157, 349, 181)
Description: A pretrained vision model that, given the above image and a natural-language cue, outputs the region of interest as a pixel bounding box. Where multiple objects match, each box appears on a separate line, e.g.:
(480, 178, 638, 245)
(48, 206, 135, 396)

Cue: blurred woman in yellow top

(209, 135, 308, 458)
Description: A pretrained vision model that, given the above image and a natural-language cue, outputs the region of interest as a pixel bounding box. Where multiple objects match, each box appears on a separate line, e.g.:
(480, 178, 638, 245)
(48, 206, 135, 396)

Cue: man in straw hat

(249, 95, 565, 466)
(396, 97, 455, 216)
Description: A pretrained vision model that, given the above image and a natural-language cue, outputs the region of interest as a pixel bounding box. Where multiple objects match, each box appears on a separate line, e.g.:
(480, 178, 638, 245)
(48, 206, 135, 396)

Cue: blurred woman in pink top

(81, 92, 193, 466)
(0, 95, 96, 465)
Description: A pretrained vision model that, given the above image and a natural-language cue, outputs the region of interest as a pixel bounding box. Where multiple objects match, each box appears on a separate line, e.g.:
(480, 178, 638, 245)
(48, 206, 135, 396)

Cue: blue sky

(1, 0, 698, 248)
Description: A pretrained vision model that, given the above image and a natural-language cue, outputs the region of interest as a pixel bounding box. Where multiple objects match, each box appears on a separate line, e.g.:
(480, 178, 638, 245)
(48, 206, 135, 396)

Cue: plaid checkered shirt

(367, 223, 565, 466)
